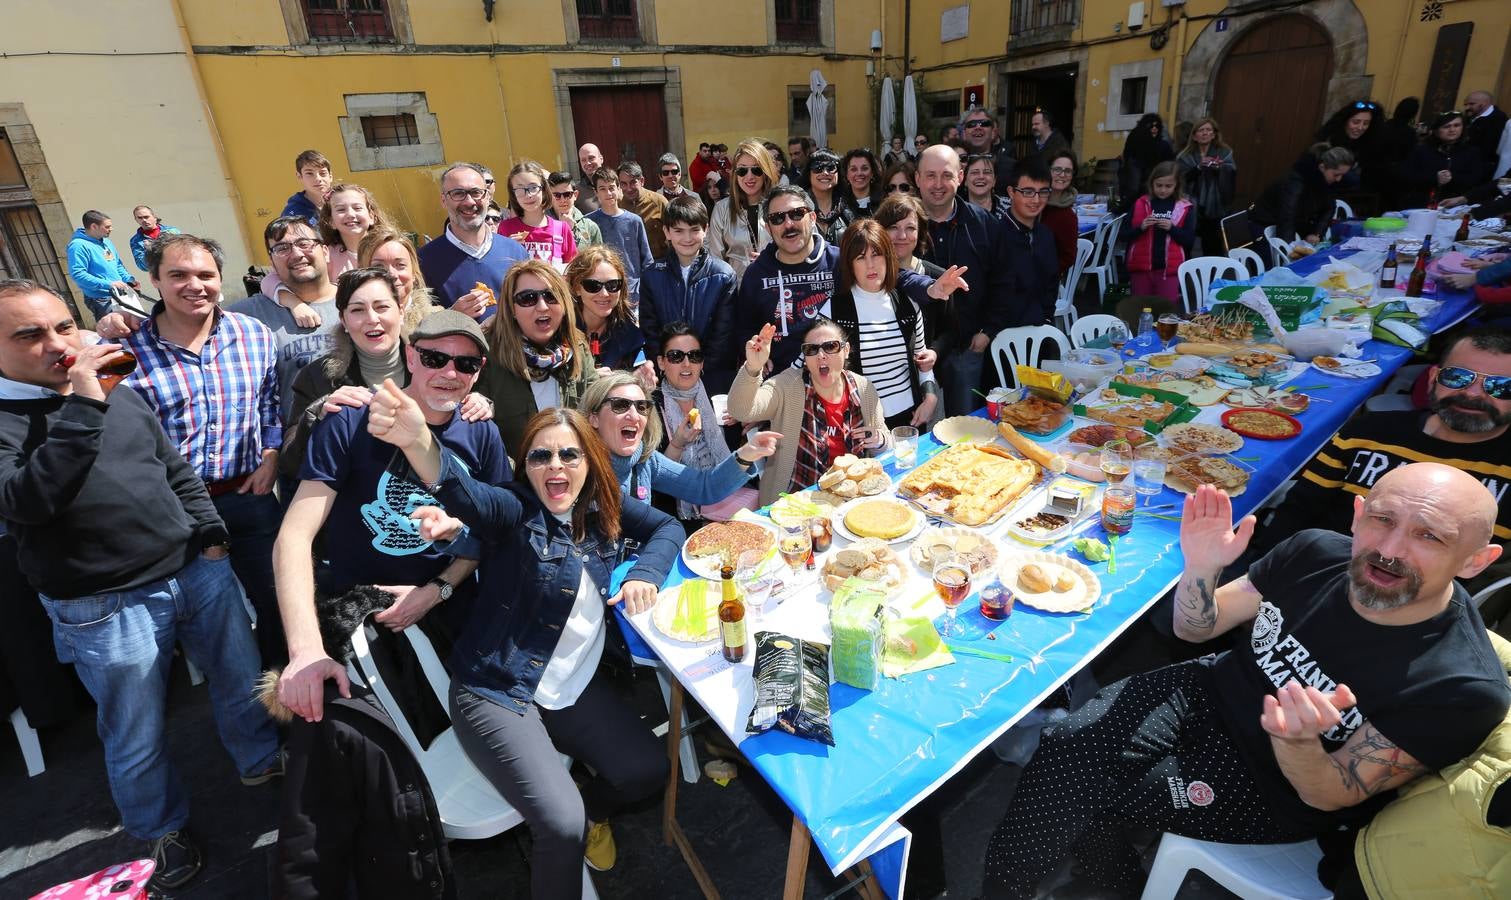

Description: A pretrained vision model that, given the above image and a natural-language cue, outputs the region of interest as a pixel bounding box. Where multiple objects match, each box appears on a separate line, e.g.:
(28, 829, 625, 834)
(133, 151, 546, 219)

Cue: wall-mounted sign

(941, 4, 969, 43)
(962, 83, 985, 112)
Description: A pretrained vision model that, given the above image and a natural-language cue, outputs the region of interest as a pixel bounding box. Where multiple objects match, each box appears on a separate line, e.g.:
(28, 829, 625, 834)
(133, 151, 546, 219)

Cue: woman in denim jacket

(366, 387, 682, 899)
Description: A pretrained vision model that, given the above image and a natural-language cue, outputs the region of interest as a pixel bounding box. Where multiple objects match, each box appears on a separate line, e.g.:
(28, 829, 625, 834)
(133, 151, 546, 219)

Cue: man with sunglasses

(656, 152, 692, 201)
(959, 110, 1016, 184)
(276, 309, 511, 724)
(418, 162, 528, 321)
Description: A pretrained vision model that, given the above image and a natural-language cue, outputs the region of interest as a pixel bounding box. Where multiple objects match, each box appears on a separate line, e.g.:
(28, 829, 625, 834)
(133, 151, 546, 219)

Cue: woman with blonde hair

(357, 225, 440, 335)
(706, 138, 779, 279)
(1176, 117, 1237, 253)
(565, 245, 648, 381)
(498, 159, 577, 267)
(478, 259, 598, 454)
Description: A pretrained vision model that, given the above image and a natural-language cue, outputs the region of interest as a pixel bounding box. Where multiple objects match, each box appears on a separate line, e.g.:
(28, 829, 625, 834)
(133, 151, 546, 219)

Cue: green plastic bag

(1370, 301, 1429, 350)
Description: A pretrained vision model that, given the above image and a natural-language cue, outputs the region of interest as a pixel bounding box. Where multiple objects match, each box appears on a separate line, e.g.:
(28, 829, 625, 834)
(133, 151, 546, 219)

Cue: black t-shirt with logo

(1209, 529, 1510, 829)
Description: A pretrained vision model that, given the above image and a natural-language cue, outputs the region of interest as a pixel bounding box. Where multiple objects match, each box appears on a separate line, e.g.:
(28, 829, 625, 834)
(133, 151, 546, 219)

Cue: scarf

(1047, 187, 1077, 209)
(139, 224, 162, 240)
(354, 340, 404, 389)
(522, 339, 573, 383)
(791, 370, 866, 493)
(659, 383, 731, 519)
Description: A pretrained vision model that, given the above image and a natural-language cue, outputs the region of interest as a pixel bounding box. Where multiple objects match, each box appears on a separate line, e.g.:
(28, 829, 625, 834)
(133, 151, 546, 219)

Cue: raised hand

(366, 378, 428, 450)
(738, 430, 782, 461)
(745, 323, 777, 374)
(1179, 483, 1255, 574)
(409, 505, 464, 542)
(1261, 682, 1358, 742)
(926, 265, 970, 300)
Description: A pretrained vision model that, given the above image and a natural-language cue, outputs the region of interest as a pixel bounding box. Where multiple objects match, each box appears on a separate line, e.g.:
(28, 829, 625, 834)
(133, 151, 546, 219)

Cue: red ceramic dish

(1221, 407, 1302, 440)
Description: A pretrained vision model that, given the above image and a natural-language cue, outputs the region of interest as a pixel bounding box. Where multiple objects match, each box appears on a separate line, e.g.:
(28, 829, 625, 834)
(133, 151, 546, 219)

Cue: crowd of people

(3, 86, 1509, 898)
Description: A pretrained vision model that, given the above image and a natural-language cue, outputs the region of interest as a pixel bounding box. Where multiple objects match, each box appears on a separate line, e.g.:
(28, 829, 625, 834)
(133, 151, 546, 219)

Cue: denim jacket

(433, 451, 684, 713)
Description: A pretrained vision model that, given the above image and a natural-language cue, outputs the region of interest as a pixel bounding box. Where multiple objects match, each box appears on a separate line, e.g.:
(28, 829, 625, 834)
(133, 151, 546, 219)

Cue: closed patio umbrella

(808, 70, 829, 149)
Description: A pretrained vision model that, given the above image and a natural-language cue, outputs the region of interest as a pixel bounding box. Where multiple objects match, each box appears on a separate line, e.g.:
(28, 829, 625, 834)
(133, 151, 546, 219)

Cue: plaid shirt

(122, 307, 283, 483)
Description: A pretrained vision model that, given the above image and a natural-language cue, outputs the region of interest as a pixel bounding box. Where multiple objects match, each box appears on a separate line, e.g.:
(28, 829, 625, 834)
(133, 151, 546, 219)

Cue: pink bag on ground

(29, 859, 155, 899)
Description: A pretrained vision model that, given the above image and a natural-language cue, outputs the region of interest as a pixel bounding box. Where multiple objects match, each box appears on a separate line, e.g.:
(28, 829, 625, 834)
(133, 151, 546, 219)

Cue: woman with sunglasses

(1314, 100, 1386, 205)
(1116, 113, 1174, 213)
(478, 260, 598, 457)
(1400, 111, 1487, 209)
(566, 246, 652, 385)
(547, 171, 603, 250)
(1040, 151, 1083, 275)
(581, 372, 776, 515)
(729, 317, 890, 507)
(882, 160, 916, 198)
(962, 154, 1008, 219)
(805, 148, 852, 245)
(706, 139, 778, 280)
(839, 148, 885, 220)
(364, 391, 682, 898)
(497, 160, 577, 268)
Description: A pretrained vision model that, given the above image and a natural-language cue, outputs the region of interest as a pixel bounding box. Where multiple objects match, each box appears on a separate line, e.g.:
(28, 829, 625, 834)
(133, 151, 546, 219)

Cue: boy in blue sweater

(586, 169, 655, 311)
(279, 150, 332, 226)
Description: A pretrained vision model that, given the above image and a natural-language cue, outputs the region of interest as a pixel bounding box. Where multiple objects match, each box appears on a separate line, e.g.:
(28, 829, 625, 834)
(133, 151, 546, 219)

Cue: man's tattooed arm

(1172, 573, 1259, 642)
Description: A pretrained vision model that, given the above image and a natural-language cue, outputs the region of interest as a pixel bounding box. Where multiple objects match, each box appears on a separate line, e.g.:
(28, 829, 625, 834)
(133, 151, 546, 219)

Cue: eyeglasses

(444, 188, 489, 202)
(962, 119, 992, 129)
(766, 207, 811, 226)
(734, 166, 764, 178)
(1049, 166, 1075, 175)
(800, 339, 845, 357)
(579, 278, 623, 295)
(886, 183, 913, 193)
(550, 190, 576, 200)
(1011, 187, 1053, 200)
(484, 214, 502, 225)
(660, 168, 680, 176)
(512, 289, 561, 308)
(809, 162, 839, 174)
(415, 347, 486, 375)
(512, 184, 543, 197)
(599, 396, 652, 415)
(1436, 365, 1511, 400)
(270, 237, 320, 257)
(662, 348, 704, 364)
(525, 446, 584, 469)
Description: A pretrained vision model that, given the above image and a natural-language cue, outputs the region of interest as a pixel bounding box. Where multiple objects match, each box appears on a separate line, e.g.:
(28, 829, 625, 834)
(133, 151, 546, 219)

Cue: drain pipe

(903, 0, 912, 76)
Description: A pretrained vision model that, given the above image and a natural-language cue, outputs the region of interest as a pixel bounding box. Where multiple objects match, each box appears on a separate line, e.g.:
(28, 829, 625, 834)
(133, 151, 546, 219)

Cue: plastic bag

(746, 632, 835, 745)
(829, 579, 885, 690)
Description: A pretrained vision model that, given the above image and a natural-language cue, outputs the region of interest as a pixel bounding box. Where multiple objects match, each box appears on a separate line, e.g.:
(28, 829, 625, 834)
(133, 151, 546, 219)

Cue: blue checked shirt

(122, 307, 283, 483)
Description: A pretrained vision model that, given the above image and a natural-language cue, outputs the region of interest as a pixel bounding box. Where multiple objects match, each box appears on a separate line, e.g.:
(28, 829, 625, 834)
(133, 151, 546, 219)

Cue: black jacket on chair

(1249, 153, 1338, 242)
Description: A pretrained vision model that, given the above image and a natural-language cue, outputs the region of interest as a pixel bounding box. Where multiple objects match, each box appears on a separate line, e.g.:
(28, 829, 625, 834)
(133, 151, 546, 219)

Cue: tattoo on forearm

(1177, 573, 1218, 632)
(1328, 724, 1429, 798)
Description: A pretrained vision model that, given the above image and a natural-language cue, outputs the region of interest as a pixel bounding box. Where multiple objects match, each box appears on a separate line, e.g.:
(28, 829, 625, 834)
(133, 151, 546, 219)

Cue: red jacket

(1125, 196, 1195, 274)
(1040, 204, 1080, 275)
(690, 154, 718, 190)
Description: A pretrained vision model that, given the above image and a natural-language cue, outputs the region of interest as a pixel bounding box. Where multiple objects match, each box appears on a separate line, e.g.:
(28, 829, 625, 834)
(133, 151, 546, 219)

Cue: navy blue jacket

(999, 213, 1060, 326)
(587, 317, 645, 372)
(921, 200, 1017, 338)
(639, 249, 738, 391)
(434, 453, 683, 714)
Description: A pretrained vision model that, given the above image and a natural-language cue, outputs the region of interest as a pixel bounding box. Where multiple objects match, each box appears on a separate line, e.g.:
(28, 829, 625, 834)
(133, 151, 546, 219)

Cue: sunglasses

(484, 214, 502, 224)
(550, 190, 576, 200)
(1436, 365, 1511, 400)
(886, 182, 913, 193)
(600, 396, 653, 415)
(660, 168, 681, 176)
(662, 348, 705, 364)
(525, 446, 584, 469)
(512, 289, 561, 308)
(734, 166, 764, 178)
(801, 339, 845, 357)
(415, 347, 486, 375)
(963, 119, 992, 129)
(580, 278, 623, 295)
(1352, 101, 1379, 110)
(766, 207, 811, 226)
(809, 162, 839, 174)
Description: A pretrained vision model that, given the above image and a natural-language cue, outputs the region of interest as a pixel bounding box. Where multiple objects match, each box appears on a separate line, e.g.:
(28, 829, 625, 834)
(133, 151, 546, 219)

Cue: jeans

(38, 553, 280, 841)
(940, 348, 986, 416)
(212, 490, 286, 667)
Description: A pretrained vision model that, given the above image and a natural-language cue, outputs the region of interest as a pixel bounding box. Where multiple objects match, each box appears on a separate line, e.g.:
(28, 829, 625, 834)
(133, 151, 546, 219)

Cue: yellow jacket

(1354, 631, 1511, 898)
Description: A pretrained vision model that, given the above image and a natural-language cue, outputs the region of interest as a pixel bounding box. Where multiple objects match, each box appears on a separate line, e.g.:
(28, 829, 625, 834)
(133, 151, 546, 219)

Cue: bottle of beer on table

(1427, 190, 1439, 211)
(1380, 242, 1398, 290)
(1404, 237, 1431, 298)
(718, 563, 747, 663)
(1455, 214, 1471, 243)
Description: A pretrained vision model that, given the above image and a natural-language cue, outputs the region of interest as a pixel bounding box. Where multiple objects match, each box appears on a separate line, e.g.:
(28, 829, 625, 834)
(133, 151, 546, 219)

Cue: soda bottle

(1455, 214, 1471, 243)
(1379, 242, 1398, 290)
(718, 564, 747, 663)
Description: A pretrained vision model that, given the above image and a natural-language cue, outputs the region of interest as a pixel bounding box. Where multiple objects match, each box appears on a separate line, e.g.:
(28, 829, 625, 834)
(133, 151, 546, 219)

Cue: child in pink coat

(1126, 161, 1196, 303)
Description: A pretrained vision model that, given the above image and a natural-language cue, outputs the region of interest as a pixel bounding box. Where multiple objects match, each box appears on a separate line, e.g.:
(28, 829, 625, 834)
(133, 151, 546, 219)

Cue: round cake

(844, 499, 916, 540)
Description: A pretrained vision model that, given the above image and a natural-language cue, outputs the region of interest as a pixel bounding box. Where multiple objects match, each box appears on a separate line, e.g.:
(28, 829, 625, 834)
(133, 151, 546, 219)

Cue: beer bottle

(1379, 242, 1398, 290)
(1404, 238, 1431, 298)
(1454, 214, 1471, 243)
(1427, 190, 1439, 211)
(718, 564, 747, 663)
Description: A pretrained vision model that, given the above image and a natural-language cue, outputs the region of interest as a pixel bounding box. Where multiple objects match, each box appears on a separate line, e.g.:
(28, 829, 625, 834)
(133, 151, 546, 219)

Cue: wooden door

(570, 85, 670, 169)
(1212, 15, 1333, 208)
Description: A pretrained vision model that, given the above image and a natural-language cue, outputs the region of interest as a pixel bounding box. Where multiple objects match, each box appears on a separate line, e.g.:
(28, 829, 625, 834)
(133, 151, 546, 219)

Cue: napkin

(881, 613, 954, 678)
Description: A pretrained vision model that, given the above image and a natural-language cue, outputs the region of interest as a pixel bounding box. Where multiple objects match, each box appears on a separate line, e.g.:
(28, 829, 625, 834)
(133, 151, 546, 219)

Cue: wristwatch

(427, 576, 454, 602)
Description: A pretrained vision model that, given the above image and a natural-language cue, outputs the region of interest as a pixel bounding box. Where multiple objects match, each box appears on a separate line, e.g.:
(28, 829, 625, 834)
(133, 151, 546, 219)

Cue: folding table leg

(655, 667, 700, 784)
(662, 679, 721, 898)
(783, 816, 811, 900)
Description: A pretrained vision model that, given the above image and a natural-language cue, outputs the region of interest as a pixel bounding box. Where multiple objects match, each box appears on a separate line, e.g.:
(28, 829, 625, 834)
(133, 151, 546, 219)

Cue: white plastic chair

(1363, 363, 1427, 413)
(1471, 574, 1511, 612)
(1069, 313, 1126, 349)
(1177, 257, 1245, 315)
(1334, 198, 1355, 221)
(10, 708, 44, 777)
(1082, 213, 1125, 301)
(990, 325, 1070, 391)
(1054, 238, 1095, 331)
(1228, 247, 1266, 278)
(348, 624, 601, 897)
(1141, 834, 1330, 900)
(1263, 225, 1294, 268)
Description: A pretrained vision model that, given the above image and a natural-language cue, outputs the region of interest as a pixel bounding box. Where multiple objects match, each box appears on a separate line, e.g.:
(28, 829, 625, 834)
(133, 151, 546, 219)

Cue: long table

(620, 262, 1479, 899)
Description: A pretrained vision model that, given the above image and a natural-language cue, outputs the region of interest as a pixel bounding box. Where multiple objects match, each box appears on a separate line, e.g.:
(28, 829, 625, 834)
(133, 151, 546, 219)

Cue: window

(577, 0, 639, 40)
(775, 0, 820, 44)
(1119, 77, 1148, 117)
(926, 94, 961, 123)
(303, 0, 394, 42)
(361, 113, 419, 148)
(0, 130, 24, 190)
(787, 84, 836, 139)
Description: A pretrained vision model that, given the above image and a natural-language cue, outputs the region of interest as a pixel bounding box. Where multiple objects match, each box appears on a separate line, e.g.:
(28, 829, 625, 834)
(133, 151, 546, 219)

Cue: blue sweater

(611, 445, 755, 506)
(417, 233, 529, 322)
(280, 191, 321, 227)
(128, 225, 180, 273)
(586, 208, 654, 303)
(66, 228, 135, 317)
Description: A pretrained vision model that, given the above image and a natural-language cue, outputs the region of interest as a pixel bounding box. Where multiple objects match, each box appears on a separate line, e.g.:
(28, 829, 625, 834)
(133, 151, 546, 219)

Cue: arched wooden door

(1211, 15, 1333, 208)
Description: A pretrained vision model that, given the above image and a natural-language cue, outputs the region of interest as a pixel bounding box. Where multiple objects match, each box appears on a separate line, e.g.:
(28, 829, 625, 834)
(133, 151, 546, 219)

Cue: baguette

(997, 422, 1066, 474)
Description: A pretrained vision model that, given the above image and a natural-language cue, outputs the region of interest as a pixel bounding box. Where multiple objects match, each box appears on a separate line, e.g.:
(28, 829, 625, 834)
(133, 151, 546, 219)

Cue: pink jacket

(1125, 196, 1195, 274)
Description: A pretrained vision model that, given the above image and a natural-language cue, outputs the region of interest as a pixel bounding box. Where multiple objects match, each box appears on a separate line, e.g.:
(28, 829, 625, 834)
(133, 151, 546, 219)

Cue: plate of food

(820, 539, 908, 594)
(1065, 424, 1155, 448)
(996, 393, 1071, 435)
(815, 453, 891, 499)
(999, 551, 1103, 613)
(1083, 393, 1180, 428)
(1159, 422, 1245, 455)
(896, 441, 1041, 526)
(1165, 455, 1252, 496)
(932, 415, 999, 445)
(1006, 478, 1100, 544)
(651, 579, 721, 644)
(1222, 385, 1310, 414)
(1222, 407, 1303, 440)
(1310, 356, 1382, 379)
(681, 519, 778, 580)
(910, 527, 1001, 574)
(833, 496, 925, 545)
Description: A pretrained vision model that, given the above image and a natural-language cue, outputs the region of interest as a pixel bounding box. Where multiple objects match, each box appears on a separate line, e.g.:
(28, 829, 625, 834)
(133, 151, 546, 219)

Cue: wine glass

(933, 551, 972, 638)
(1106, 321, 1130, 356)
(777, 522, 812, 579)
(1100, 439, 1133, 485)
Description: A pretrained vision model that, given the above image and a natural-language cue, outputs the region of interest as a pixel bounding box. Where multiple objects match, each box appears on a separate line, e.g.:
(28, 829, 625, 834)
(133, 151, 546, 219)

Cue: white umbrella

(903, 75, 919, 152)
(807, 70, 829, 149)
(879, 76, 896, 149)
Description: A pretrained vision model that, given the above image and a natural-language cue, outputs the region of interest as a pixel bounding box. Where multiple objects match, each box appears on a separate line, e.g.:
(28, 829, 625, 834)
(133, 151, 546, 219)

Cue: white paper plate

(997, 551, 1103, 613)
(908, 526, 1003, 574)
(932, 415, 999, 445)
(832, 496, 926, 545)
(1311, 358, 1382, 379)
(680, 519, 779, 581)
(650, 580, 721, 644)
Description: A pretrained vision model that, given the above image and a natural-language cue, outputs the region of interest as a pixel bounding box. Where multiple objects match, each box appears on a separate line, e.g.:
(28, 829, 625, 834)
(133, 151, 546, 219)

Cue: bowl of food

(1059, 348, 1122, 391)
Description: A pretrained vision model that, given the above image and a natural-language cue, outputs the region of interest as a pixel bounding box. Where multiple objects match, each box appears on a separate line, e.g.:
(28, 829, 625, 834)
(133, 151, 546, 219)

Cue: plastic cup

(711, 394, 729, 424)
(892, 426, 918, 470)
